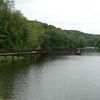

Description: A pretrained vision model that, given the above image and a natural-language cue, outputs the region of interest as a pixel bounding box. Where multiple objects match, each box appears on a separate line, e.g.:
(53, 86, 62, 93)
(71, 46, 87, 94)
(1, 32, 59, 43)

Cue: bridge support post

(12, 56, 14, 62)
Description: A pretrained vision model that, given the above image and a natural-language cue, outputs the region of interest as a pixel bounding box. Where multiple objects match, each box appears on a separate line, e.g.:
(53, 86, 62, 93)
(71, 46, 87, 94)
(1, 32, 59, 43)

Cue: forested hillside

(0, 0, 100, 51)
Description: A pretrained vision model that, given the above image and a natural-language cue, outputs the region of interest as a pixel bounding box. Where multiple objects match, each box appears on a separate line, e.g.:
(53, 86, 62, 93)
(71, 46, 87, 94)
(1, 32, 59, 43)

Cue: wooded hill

(0, 0, 100, 51)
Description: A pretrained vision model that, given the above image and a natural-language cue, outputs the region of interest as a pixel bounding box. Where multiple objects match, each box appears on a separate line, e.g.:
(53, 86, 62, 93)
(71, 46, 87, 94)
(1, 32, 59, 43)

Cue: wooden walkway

(0, 51, 38, 56)
(0, 49, 77, 62)
(0, 51, 43, 62)
(0, 49, 77, 57)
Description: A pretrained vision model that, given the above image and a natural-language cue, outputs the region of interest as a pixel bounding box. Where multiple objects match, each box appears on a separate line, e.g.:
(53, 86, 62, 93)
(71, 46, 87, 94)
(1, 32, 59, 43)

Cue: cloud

(15, 0, 100, 34)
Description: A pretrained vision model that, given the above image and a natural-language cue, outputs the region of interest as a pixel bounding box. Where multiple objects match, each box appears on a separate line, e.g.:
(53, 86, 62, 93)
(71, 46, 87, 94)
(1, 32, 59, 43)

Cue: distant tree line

(0, 0, 100, 52)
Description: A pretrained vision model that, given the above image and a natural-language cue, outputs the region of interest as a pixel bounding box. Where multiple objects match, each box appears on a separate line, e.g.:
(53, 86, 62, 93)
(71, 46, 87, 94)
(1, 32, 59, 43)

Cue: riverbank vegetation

(0, 0, 100, 52)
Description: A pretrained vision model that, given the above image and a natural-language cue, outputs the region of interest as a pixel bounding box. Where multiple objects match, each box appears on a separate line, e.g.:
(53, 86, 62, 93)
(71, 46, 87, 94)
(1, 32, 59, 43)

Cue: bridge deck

(0, 51, 38, 56)
(0, 49, 76, 57)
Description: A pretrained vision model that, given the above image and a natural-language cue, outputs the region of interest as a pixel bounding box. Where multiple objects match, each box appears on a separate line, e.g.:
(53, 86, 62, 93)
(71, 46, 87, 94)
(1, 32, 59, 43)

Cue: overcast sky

(15, 0, 100, 34)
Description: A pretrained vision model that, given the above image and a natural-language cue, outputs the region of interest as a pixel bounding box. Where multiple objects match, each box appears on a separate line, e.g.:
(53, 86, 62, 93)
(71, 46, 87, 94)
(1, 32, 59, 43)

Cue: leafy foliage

(0, 0, 100, 52)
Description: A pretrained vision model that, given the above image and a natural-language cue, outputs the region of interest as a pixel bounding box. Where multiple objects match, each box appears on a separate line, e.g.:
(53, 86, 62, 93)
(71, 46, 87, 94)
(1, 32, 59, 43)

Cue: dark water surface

(0, 52, 100, 100)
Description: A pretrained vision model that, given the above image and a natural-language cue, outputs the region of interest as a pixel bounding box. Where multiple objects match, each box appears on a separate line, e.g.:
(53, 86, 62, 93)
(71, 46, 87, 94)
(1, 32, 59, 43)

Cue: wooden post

(12, 56, 14, 62)
(17, 55, 19, 61)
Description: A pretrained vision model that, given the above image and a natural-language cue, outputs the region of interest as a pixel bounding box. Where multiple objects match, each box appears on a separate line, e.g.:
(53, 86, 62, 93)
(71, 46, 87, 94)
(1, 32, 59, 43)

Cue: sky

(15, 0, 100, 34)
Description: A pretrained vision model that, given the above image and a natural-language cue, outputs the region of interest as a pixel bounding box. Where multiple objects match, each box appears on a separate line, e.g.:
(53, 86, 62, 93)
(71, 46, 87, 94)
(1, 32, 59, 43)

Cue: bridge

(0, 48, 76, 57)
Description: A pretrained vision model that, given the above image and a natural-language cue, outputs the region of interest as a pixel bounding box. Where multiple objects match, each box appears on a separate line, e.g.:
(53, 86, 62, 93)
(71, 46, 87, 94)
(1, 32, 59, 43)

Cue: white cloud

(15, 0, 100, 34)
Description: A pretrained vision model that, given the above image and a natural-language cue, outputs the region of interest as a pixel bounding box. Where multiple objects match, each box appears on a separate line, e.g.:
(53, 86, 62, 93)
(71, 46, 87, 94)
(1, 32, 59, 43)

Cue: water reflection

(0, 52, 100, 100)
(0, 54, 57, 99)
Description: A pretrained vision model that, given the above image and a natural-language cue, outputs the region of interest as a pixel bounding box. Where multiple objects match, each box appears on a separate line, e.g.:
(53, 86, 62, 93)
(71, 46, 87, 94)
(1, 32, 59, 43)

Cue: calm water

(0, 52, 100, 100)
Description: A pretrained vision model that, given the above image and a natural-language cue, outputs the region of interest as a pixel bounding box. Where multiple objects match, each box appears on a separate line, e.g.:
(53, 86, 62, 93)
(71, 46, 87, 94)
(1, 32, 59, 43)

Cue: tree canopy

(0, 0, 100, 52)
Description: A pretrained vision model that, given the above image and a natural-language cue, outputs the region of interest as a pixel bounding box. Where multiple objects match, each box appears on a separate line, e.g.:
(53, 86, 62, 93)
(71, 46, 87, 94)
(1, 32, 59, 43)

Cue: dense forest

(0, 0, 100, 52)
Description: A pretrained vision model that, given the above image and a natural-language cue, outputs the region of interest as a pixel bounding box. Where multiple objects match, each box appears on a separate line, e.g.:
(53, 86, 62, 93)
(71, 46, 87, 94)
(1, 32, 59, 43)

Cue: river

(0, 52, 100, 100)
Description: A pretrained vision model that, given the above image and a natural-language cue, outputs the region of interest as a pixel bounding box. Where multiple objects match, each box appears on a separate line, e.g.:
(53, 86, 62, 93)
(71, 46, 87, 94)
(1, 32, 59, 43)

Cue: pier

(0, 49, 76, 56)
